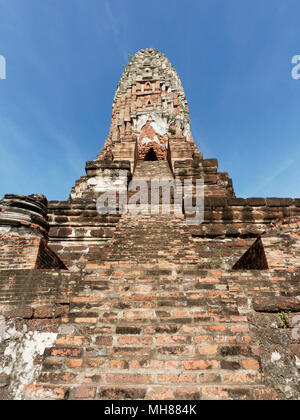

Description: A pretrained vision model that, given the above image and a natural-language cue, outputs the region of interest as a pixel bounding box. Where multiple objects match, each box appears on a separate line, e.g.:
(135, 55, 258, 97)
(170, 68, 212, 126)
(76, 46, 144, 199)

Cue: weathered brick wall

(232, 216, 300, 271)
(36, 239, 67, 270)
(246, 292, 300, 400)
(0, 234, 67, 270)
(0, 234, 41, 270)
(70, 161, 131, 200)
(0, 195, 67, 270)
(137, 121, 167, 160)
(0, 269, 74, 399)
(47, 195, 300, 270)
(262, 217, 300, 270)
(189, 197, 300, 238)
(0, 266, 299, 400)
(232, 238, 268, 270)
(48, 200, 122, 270)
(173, 156, 234, 198)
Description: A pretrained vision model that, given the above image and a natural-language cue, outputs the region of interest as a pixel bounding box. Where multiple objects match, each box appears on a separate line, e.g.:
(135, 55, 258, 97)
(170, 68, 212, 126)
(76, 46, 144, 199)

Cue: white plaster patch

(133, 114, 149, 132)
(1, 322, 57, 400)
(141, 136, 163, 146)
(183, 123, 192, 141)
(0, 226, 11, 235)
(87, 177, 98, 186)
(87, 172, 128, 192)
(271, 351, 282, 363)
(141, 137, 152, 145)
(132, 112, 192, 142)
(150, 119, 168, 136)
(59, 324, 75, 335)
(133, 114, 168, 135)
(0, 315, 7, 341)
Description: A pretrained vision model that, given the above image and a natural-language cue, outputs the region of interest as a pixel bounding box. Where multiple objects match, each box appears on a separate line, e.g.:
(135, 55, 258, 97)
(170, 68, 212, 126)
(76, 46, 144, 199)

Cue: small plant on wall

(180, 102, 189, 116)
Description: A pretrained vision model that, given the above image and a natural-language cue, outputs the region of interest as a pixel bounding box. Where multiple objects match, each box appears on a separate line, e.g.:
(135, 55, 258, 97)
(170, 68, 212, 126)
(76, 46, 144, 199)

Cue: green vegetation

(180, 103, 189, 116)
(278, 310, 291, 328)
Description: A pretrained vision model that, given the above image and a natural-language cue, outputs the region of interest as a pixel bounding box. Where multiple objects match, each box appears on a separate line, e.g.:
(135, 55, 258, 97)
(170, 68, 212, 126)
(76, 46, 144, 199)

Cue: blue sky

(0, 0, 300, 200)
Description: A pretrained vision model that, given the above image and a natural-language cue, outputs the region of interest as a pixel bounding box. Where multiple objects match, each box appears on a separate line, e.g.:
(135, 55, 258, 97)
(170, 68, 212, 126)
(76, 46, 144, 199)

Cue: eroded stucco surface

(0, 317, 57, 399)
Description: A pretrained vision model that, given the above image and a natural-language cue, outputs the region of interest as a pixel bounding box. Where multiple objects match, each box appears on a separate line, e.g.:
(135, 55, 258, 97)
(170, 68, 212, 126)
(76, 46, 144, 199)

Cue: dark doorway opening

(144, 148, 158, 161)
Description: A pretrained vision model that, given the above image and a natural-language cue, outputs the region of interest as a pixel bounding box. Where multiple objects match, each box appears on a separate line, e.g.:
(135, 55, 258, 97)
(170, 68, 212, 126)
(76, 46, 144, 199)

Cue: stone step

(1, 262, 282, 400)
(23, 383, 276, 401)
(133, 161, 174, 180)
(99, 213, 201, 266)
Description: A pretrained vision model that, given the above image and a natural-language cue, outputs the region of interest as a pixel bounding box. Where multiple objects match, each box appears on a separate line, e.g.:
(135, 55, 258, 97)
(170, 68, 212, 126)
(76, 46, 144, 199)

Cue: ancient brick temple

(0, 49, 299, 400)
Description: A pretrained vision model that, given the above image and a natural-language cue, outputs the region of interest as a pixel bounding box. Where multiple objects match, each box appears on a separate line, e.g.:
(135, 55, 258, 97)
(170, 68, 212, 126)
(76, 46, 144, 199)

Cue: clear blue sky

(0, 0, 300, 200)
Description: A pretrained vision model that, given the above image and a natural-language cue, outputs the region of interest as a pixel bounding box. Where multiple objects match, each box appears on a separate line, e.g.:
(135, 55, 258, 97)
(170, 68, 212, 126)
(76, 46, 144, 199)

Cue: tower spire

(99, 48, 194, 162)
(71, 48, 235, 199)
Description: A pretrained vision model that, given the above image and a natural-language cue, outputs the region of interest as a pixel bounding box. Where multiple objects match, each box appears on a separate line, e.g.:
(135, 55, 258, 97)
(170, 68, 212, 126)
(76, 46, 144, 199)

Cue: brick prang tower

(0, 49, 299, 400)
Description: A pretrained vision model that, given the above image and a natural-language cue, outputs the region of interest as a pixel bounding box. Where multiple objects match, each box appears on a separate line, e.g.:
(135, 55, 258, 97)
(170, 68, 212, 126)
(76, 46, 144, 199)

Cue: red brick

(106, 374, 153, 384)
(66, 359, 83, 368)
(157, 374, 197, 384)
(241, 359, 260, 370)
(5, 306, 33, 319)
(34, 306, 53, 318)
(197, 345, 218, 355)
(183, 360, 219, 370)
(72, 386, 97, 399)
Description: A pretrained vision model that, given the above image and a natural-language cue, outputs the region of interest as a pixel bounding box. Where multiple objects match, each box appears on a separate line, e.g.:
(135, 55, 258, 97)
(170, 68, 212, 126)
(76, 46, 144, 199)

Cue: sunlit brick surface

(0, 49, 299, 400)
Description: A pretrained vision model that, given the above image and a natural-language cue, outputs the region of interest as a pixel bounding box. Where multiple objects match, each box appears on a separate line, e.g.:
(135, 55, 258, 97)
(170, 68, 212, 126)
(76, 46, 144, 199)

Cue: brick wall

(233, 216, 300, 270)
(0, 195, 67, 270)
(0, 234, 41, 269)
(0, 265, 299, 400)
(47, 196, 300, 270)
(36, 239, 67, 269)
